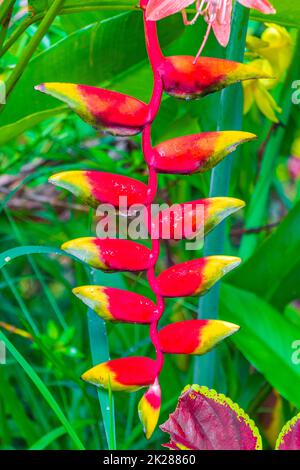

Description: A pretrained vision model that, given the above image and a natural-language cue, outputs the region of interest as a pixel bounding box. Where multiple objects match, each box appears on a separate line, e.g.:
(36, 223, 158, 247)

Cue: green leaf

(0, 107, 65, 146)
(251, 0, 300, 28)
(28, 0, 138, 16)
(29, 420, 94, 450)
(229, 200, 300, 310)
(0, 330, 85, 450)
(220, 284, 300, 409)
(1, 11, 183, 126)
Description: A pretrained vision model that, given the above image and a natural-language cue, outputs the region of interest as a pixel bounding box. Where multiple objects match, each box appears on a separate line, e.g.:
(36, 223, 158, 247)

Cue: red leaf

(276, 413, 300, 450)
(160, 385, 262, 450)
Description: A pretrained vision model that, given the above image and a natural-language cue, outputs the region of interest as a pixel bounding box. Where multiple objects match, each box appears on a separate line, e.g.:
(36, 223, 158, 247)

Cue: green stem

(0, 0, 15, 26)
(0, 0, 14, 54)
(239, 32, 300, 260)
(1, 0, 65, 105)
(0, 15, 37, 58)
(87, 302, 116, 450)
(194, 2, 249, 386)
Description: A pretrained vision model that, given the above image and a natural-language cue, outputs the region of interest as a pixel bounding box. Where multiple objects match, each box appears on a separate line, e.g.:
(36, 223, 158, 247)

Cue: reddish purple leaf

(160, 385, 262, 450)
(276, 413, 300, 450)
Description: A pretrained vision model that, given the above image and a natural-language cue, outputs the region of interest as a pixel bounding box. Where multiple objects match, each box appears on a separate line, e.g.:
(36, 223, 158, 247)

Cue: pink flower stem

(140, 1, 165, 378)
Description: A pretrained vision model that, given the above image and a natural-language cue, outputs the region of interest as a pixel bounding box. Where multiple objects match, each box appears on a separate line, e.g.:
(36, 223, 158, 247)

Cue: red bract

(150, 197, 245, 240)
(35, 84, 149, 136)
(49, 171, 148, 209)
(158, 320, 239, 355)
(157, 256, 241, 297)
(40, 0, 265, 439)
(81, 356, 157, 392)
(62, 238, 152, 272)
(72, 286, 156, 324)
(159, 56, 271, 100)
(151, 131, 256, 174)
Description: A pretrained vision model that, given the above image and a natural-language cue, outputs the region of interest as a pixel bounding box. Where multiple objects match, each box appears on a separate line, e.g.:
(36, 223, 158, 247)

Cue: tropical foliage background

(1, 0, 300, 450)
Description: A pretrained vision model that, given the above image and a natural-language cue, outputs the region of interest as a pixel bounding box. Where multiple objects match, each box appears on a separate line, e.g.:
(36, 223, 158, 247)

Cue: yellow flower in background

(243, 58, 281, 123)
(259, 24, 293, 78)
(243, 24, 293, 123)
(291, 137, 300, 158)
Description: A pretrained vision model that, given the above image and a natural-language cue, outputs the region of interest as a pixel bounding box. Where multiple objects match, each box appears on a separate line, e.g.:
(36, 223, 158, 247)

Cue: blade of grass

(0, 330, 85, 450)
(29, 419, 95, 450)
(5, 209, 67, 330)
(87, 270, 123, 450)
(194, 2, 250, 387)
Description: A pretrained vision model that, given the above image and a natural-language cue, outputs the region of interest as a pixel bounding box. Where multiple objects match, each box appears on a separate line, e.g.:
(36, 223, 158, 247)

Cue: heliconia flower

(150, 197, 245, 240)
(151, 131, 256, 174)
(49, 171, 148, 209)
(138, 379, 161, 439)
(157, 256, 241, 297)
(35, 83, 149, 136)
(158, 319, 239, 355)
(81, 356, 157, 392)
(160, 385, 263, 450)
(276, 412, 300, 450)
(146, 0, 275, 59)
(72, 286, 156, 324)
(61, 238, 152, 272)
(159, 56, 272, 100)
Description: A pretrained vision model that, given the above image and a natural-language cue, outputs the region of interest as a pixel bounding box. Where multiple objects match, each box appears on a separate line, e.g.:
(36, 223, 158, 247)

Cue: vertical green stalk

(0, 0, 15, 26)
(87, 269, 122, 450)
(194, 2, 249, 386)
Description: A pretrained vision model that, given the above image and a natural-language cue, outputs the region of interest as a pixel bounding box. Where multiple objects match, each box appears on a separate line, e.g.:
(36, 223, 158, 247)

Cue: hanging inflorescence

(35, 0, 270, 439)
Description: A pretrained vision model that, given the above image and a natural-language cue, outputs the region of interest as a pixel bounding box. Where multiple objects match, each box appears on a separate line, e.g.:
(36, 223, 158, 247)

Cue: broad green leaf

(0, 107, 66, 146)
(251, 0, 300, 28)
(28, 0, 138, 16)
(220, 284, 300, 409)
(229, 200, 300, 310)
(0, 11, 183, 126)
